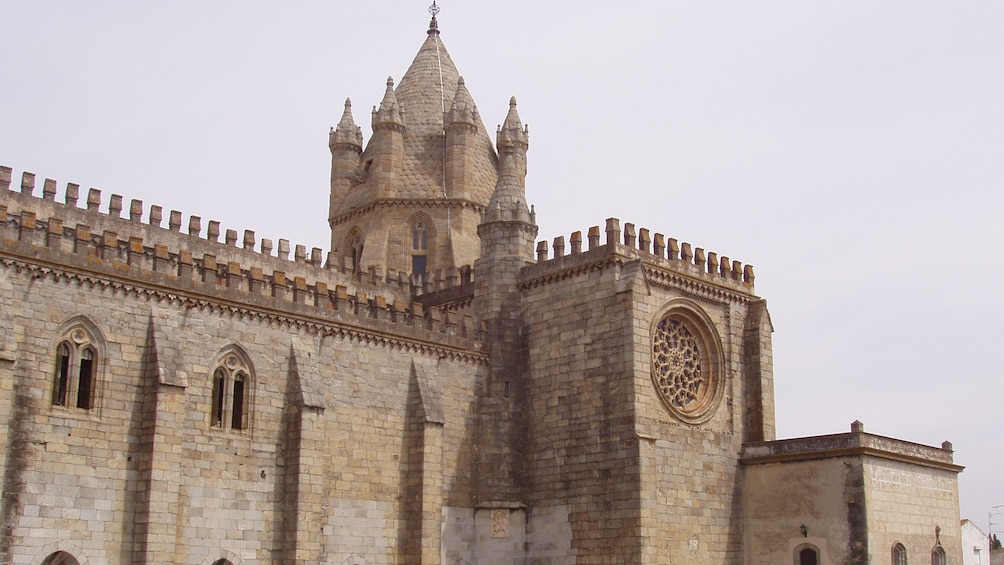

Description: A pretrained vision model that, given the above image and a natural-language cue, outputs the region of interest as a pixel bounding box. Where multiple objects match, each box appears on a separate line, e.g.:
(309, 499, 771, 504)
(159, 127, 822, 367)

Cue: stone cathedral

(0, 10, 964, 565)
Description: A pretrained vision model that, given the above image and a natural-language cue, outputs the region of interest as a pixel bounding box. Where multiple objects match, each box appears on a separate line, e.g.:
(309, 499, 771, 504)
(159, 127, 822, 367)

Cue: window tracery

(52, 325, 99, 410)
(650, 304, 723, 424)
(893, 543, 908, 565)
(210, 350, 252, 431)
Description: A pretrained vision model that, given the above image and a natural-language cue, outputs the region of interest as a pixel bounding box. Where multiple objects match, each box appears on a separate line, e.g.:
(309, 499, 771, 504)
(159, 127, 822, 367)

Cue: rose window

(651, 312, 720, 423)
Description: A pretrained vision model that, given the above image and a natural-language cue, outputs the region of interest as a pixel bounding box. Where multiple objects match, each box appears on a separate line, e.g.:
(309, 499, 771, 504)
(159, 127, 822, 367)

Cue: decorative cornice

(0, 252, 487, 365)
(330, 198, 486, 227)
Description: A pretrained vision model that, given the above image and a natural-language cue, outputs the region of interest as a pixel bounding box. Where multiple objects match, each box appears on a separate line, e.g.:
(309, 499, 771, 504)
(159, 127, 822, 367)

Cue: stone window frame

(41, 552, 80, 565)
(408, 213, 434, 275)
(649, 299, 725, 425)
(893, 542, 908, 565)
(931, 546, 946, 565)
(793, 543, 821, 565)
(209, 345, 254, 432)
(345, 228, 364, 273)
(50, 317, 105, 412)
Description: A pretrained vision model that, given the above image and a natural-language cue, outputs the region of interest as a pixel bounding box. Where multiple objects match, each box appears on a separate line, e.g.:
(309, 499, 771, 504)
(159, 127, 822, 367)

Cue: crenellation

(73, 223, 91, 257)
(19, 210, 37, 244)
(188, 216, 201, 237)
(21, 171, 35, 195)
(202, 253, 218, 284)
(719, 256, 730, 278)
(43, 178, 57, 201)
(293, 276, 308, 304)
(605, 218, 620, 245)
(638, 228, 650, 253)
(668, 237, 679, 260)
(624, 222, 636, 247)
(732, 260, 742, 281)
(325, 251, 338, 270)
(694, 247, 706, 270)
(278, 239, 290, 260)
(681, 242, 693, 263)
(169, 209, 182, 231)
(570, 231, 582, 254)
(150, 205, 163, 227)
(227, 261, 243, 290)
(65, 182, 79, 206)
(311, 247, 322, 267)
(207, 219, 220, 242)
(294, 243, 306, 262)
(86, 187, 101, 211)
(0, 166, 11, 190)
(536, 241, 548, 262)
(249, 266, 264, 293)
(587, 226, 600, 250)
(552, 235, 564, 258)
(101, 230, 119, 263)
(653, 233, 664, 258)
(708, 251, 718, 275)
(179, 250, 193, 279)
(109, 194, 123, 218)
(46, 218, 64, 249)
(244, 230, 256, 251)
(130, 199, 143, 222)
(272, 270, 288, 300)
(261, 238, 273, 256)
(153, 244, 171, 273)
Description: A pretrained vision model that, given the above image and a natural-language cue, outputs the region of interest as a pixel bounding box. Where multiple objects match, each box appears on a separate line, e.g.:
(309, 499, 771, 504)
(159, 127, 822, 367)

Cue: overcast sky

(2, 1, 1001, 535)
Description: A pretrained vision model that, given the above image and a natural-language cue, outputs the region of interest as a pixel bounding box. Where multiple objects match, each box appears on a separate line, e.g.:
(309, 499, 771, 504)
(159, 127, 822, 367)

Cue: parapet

(527, 217, 755, 294)
(0, 165, 485, 357)
(740, 421, 962, 473)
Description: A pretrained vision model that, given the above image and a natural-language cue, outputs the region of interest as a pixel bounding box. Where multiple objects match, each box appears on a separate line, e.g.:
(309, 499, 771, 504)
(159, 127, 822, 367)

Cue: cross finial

(429, 1, 440, 18)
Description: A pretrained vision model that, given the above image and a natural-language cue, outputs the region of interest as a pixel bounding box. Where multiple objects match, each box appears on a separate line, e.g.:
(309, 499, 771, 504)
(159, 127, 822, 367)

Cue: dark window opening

(76, 347, 94, 409)
(54, 343, 70, 406)
(412, 255, 427, 275)
(231, 373, 246, 430)
(800, 548, 819, 565)
(211, 369, 226, 427)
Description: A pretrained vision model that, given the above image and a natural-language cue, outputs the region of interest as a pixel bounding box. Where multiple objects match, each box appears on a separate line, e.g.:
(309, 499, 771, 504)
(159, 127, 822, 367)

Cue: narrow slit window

(231, 372, 246, 430)
(211, 369, 226, 427)
(54, 342, 71, 406)
(76, 347, 94, 409)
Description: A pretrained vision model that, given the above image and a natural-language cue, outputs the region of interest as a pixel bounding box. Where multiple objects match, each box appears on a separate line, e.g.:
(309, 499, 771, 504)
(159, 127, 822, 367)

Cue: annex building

(0, 10, 964, 565)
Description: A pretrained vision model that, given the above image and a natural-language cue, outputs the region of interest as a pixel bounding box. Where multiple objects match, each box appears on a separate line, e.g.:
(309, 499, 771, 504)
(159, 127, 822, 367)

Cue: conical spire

(330, 98, 363, 149)
(372, 77, 406, 129)
(484, 140, 531, 224)
(447, 77, 479, 127)
(496, 97, 529, 151)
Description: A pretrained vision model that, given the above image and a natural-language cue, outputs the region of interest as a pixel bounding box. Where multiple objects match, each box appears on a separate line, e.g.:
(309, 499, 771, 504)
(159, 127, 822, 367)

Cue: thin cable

(434, 30, 451, 238)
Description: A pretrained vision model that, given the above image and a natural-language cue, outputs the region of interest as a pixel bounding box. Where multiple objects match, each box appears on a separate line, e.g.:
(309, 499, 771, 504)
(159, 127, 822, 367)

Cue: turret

(328, 98, 363, 224)
(369, 77, 407, 200)
(445, 77, 480, 202)
(496, 97, 529, 180)
(475, 97, 537, 318)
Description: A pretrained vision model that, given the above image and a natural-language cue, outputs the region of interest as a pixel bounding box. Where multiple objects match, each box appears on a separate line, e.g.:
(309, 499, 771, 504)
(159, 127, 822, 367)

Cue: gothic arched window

(52, 324, 99, 410)
(411, 220, 428, 275)
(932, 546, 946, 565)
(798, 546, 819, 565)
(347, 231, 364, 273)
(210, 349, 253, 431)
(893, 543, 908, 565)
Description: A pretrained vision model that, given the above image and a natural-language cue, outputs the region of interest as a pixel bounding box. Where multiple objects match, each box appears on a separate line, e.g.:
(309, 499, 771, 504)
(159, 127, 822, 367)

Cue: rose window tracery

(651, 309, 722, 423)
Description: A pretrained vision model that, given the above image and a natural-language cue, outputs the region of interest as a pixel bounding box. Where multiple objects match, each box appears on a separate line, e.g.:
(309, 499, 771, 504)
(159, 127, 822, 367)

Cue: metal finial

(429, 1, 440, 18)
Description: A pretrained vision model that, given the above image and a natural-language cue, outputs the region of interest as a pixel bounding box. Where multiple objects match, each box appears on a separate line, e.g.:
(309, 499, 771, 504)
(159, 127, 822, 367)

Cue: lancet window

(210, 349, 253, 431)
(52, 324, 100, 410)
(411, 220, 428, 275)
(893, 543, 908, 565)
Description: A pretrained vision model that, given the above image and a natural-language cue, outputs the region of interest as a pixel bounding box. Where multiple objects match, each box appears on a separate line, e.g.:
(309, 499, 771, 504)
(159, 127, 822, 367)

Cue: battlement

(0, 165, 484, 352)
(529, 217, 755, 293)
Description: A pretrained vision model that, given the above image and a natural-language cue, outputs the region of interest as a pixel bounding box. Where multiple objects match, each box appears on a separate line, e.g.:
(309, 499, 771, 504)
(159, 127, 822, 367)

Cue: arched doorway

(41, 552, 80, 565)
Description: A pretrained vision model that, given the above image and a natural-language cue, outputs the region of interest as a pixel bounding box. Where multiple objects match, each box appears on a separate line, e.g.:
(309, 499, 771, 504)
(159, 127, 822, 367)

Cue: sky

(2, 0, 1002, 536)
